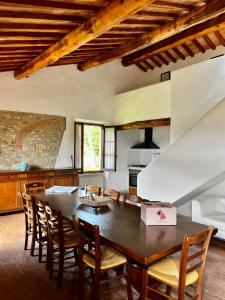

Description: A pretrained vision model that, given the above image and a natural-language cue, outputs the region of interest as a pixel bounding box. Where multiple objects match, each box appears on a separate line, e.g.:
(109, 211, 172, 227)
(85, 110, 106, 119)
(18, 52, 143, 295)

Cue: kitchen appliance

(129, 165, 146, 188)
(131, 128, 160, 149)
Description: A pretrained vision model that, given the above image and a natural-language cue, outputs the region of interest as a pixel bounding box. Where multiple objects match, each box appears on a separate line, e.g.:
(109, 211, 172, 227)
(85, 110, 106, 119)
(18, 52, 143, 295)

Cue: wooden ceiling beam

(152, 1, 194, 10)
(0, 32, 64, 38)
(173, 47, 186, 60)
(116, 118, 171, 130)
(0, 11, 85, 22)
(78, 0, 225, 71)
(157, 53, 169, 65)
(0, 0, 101, 12)
(14, 0, 156, 79)
(203, 34, 216, 49)
(214, 30, 225, 46)
(182, 43, 194, 57)
(150, 56, 161, 67)
(143, 59, 154, 70)
(0, 23, 74, 33)
(192, 38, 205, 52)
(164, 50, 177, 63)
(136, 11, 178, 19)
(122, 13, 225, 66)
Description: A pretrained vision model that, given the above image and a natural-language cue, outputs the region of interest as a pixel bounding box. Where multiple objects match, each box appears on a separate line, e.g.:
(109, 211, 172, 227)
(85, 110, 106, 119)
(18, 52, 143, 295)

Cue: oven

(129, 172, 138, 188)
(129, 165, 146, 189)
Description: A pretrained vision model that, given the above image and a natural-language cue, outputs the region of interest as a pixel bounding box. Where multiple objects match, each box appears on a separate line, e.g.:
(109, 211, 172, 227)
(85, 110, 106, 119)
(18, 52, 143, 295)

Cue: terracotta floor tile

(0, 213, 225, 299)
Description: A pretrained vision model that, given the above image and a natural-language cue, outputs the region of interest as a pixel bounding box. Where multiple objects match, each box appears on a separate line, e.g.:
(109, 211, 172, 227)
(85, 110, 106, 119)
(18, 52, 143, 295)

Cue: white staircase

(138, 97, 225, 207)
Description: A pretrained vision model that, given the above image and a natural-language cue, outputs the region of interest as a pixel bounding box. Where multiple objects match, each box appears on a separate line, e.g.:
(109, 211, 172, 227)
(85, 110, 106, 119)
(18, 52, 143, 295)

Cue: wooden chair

(21, 192, 37, 256)
(124, 193, 142, 205)
(45, 205, 78, 287)
(35, 199, 48, 264)
(142, 226, 214, 300)
(85, 184, 101, 196)
(103, 188, 120, 202)
(74, 216, 133, 300)
(24, 182, 45, 193)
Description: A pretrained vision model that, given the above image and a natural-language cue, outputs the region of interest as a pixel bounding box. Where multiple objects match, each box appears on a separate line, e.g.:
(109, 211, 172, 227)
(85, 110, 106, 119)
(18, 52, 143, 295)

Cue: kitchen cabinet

(0, 169, 78, 213)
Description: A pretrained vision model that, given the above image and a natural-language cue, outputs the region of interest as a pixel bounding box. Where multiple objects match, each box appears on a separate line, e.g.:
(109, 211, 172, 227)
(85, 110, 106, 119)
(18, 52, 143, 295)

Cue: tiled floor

(0, 213, 225, 300)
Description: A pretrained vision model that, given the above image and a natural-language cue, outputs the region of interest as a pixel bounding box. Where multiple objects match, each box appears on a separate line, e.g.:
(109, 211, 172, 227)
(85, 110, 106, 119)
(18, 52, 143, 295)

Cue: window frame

(103, 126, 117, 172)
(74, 122, 116, 173)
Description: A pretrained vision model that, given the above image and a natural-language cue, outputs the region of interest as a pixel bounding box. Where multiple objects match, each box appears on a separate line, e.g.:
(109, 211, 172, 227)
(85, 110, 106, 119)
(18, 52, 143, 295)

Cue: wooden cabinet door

(0, 181, 20, 212)
(55, 176, 74, 186)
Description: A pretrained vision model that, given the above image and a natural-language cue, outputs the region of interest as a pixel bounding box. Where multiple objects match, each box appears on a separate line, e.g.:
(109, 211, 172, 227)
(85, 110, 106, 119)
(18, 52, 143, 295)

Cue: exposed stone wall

(0, 110, 66, 170)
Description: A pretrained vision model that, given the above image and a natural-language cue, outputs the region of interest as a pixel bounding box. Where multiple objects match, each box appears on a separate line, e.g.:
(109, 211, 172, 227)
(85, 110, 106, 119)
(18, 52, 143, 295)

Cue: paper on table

(45, 186, 79, 194)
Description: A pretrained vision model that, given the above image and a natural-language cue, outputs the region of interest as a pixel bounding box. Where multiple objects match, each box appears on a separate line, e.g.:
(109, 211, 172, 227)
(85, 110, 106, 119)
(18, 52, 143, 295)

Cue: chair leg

(48, 243, 54, 279)
(30, 230, 36, 256)
(78, 254, 84, 299)
(38, 241, 42, 263)
(166, 285, 172, 296)
(24, 223, 28, 250)
(140, 268, 148, 300)
(57, 248, 64, 288)
(126, 263, 133, 300)
(46, 241, 50, 270)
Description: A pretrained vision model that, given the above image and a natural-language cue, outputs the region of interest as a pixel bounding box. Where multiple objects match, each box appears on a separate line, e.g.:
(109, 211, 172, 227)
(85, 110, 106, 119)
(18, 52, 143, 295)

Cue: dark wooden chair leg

(140, 267, 148, 300)
(46, 241, 50, 270)
(30, 229, 36, 256)
(38, 241, 42, 263)
(126, 263, 133, 300)
(24, 221, 29, 250)
(166, 285, 172, 296)
(48, 244, 54, 279)
(93, 277, 100, 300)
(57, 249, 64, 288)
(78, 249, 84, 299)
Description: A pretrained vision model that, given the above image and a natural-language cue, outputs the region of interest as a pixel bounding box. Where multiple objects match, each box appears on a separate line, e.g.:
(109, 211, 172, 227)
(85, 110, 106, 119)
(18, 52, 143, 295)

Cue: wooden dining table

(32, 189, 212, 298)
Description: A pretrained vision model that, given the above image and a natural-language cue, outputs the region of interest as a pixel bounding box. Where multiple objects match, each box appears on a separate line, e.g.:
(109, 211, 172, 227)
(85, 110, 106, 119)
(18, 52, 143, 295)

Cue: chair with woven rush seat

(142, 226, 214, 300)
(85, 184, 101, 196)
(74, 216, 132, 300)
(24, 182, 45, 193)
(103, 188, 120, 202)
(35, 199, 48, 264)
(21, 192, 37, 256)
(45, 205, 78, 287)
(124, 193, 142, 206)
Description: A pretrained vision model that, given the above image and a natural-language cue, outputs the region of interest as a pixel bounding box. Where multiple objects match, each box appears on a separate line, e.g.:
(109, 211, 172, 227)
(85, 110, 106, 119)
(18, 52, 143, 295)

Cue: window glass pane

(83, 125, 102, 171)
(104, 127, 116, 170)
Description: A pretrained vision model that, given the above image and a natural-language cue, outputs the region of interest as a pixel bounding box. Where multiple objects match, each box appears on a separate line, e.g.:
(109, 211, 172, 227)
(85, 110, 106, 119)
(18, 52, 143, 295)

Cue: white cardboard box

(141, 201, 177, 225)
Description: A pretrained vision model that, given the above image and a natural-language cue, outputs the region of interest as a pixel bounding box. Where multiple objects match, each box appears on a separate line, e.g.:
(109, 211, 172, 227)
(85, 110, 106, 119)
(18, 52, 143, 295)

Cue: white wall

(138, 97, 225, 205)
(171, 55, 225, 143)
(112, 81, 171, 125)
(104, 129, 140, 191)
(105, 126, 170, 191)
(0, 45, 224, 170)
(137, 56, 225, 216)
(0, 60, 163, 168)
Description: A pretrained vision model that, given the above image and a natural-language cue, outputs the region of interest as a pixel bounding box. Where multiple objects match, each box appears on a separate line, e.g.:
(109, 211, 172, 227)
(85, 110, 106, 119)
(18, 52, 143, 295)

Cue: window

(74, 123, 116, 172)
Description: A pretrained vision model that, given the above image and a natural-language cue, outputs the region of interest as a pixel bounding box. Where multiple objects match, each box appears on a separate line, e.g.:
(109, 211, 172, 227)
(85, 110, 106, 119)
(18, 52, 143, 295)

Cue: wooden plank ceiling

(0, 0, 224, 77)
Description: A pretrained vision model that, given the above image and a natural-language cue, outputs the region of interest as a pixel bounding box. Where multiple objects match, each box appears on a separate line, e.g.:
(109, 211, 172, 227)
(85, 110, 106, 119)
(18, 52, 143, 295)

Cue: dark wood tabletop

(32, 190, 209, 266)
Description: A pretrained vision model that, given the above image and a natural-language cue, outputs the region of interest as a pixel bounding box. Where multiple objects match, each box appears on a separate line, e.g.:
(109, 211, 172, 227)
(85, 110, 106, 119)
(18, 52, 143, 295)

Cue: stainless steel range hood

(131, 128, 160, 149)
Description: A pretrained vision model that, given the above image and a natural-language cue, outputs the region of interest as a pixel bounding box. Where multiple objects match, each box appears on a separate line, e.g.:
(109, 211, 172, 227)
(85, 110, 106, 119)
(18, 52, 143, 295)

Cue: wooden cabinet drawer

(0, 174, 19, 181)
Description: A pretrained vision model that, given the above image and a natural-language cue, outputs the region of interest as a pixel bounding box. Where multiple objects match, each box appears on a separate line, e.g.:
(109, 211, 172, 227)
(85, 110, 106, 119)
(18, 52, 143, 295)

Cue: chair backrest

(74, 216, 101, 271)
(103, 188, 120, 202)
(86, 185, 101, 196)
(24, 182, 45, 193)
(178, 226, 214, 299)
(35, 199, 47, 233)
(124, 193, 142, 204)
(21, 192, 35, 222)
(45, 205, 64, 248)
